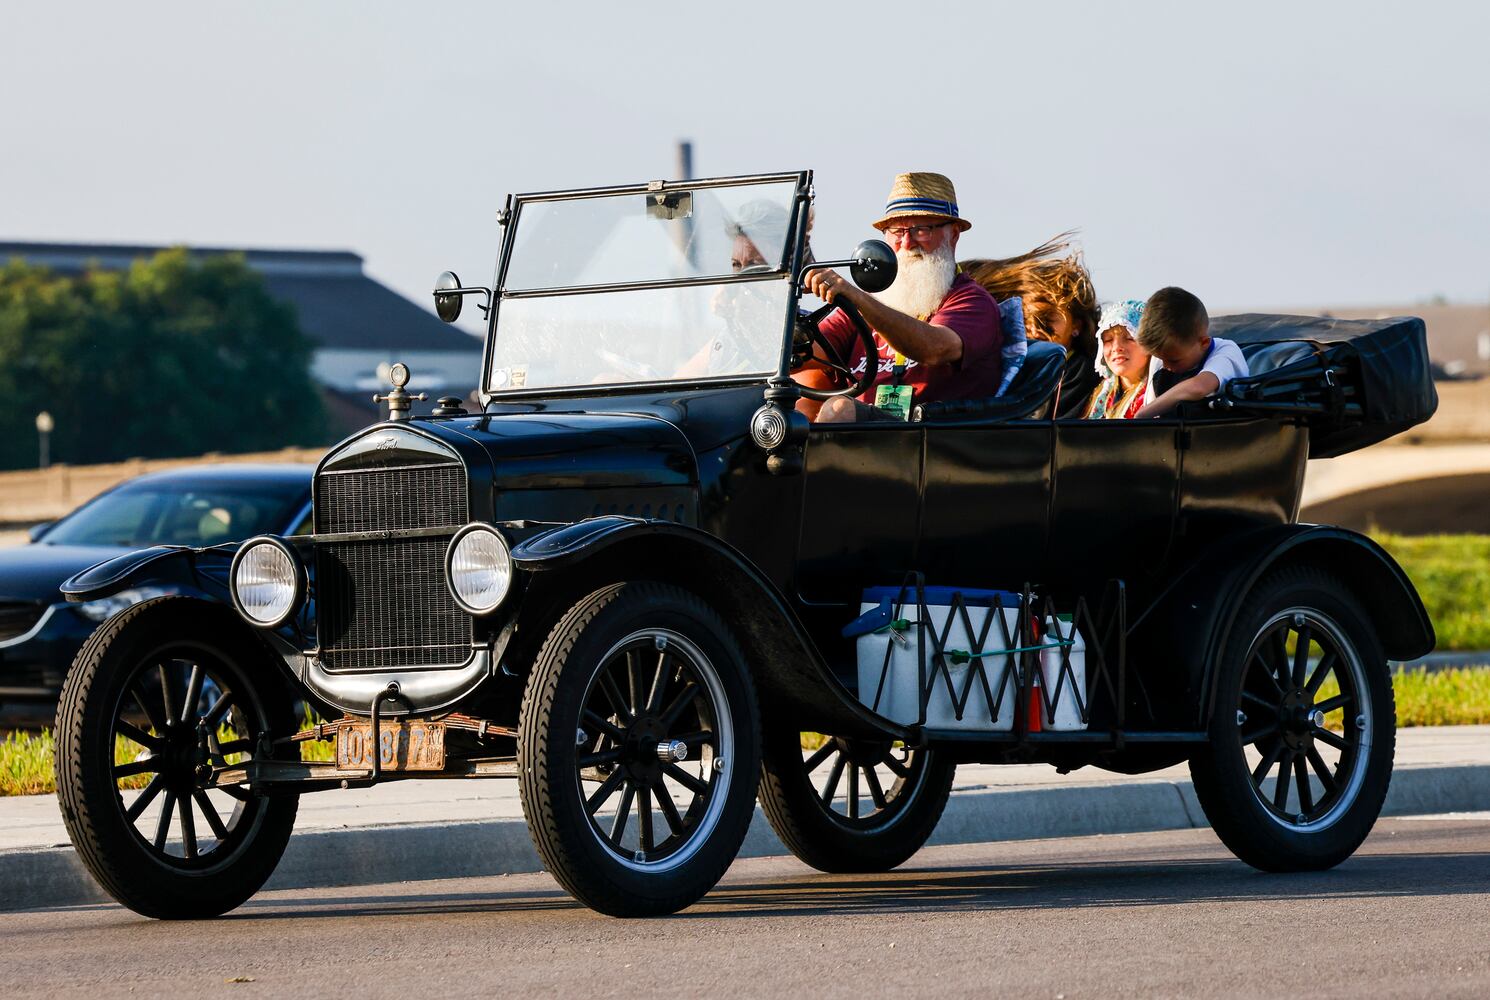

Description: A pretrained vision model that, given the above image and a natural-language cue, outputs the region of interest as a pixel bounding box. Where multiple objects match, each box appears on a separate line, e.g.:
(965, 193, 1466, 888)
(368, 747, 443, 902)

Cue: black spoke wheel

(54, 598, 299, 918)
(1190, 566, 1394, 872)
(758, 728, 956, 873)
(518, 583, 760, 917)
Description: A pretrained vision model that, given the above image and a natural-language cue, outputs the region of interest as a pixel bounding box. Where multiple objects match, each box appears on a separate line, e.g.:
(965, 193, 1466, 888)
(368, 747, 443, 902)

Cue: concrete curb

(4, 763, 1487, 913)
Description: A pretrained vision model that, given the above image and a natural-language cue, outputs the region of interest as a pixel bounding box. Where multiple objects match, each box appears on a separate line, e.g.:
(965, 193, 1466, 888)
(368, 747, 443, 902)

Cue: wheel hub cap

(1280, 689, 1315, 750)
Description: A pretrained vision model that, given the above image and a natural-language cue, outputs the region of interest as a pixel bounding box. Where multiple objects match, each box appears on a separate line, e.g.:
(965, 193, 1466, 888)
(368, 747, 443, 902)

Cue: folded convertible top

(1210, 313, 1438, 459)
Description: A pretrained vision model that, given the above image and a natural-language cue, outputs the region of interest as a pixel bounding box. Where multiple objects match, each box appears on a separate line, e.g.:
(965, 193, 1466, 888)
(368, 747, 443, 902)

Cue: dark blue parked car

(0, 464, 310, 721)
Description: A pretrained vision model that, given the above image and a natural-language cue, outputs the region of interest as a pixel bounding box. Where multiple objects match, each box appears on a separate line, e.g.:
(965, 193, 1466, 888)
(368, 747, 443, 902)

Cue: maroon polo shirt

(818, 273, 1002, 407)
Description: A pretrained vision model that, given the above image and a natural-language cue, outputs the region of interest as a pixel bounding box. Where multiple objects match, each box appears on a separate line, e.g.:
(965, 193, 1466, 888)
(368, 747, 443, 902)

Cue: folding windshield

(486, 174, 806, 395)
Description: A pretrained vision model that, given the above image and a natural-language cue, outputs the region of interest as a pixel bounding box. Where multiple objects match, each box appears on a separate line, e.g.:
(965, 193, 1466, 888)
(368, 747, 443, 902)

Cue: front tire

(1189, 566, 1395, 872)
(758, 729, 956, 872)
(54, 598, 300, 918)
(518, 583, 760, 916)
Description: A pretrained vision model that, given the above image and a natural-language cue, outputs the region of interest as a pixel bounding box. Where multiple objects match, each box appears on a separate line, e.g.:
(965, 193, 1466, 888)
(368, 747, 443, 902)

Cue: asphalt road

(3, 817, 1488, 999)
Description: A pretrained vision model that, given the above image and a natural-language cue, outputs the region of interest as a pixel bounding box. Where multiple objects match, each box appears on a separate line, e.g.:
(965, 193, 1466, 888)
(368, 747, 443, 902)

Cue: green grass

(1373, 533, 1490, 652)
(1, 729, 153, 797)
(1391, 666, 1490, 727)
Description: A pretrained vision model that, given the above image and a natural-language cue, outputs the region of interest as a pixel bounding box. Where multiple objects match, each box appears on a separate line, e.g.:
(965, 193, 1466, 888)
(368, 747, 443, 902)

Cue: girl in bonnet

(1083, 299, 1152, 419)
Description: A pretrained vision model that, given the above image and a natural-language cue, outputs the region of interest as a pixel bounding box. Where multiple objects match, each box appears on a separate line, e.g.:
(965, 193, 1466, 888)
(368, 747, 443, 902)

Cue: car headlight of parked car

(76, 585, 177, 623)
(445, 523, 512, 615)
(229, 536, 305, 628)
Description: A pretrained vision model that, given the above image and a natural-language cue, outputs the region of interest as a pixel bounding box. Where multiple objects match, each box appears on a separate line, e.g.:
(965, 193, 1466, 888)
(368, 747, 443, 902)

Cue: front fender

(60, 545, 235, 604)
(513, 517, 905, 741)
(1132, 523, 1435, 727)
(512, 515, 678, 569)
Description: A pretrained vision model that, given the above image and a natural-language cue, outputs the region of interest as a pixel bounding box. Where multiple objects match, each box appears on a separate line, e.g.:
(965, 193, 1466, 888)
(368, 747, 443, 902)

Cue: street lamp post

(35, 411, 54, 469)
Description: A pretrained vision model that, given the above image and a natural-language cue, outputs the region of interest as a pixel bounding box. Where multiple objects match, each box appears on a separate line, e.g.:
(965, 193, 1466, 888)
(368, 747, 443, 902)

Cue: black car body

(0, 464, 310, 718)
(56, 172, 1437, 919)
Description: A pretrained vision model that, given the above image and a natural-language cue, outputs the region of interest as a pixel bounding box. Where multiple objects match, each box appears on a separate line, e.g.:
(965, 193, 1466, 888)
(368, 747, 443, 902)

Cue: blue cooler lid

(844, 586, 1023, 638)
(860, 586, 1022, 607)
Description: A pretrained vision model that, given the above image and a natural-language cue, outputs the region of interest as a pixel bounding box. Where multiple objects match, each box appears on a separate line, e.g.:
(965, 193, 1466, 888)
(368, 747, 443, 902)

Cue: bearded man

(798, 172, 1002, 422)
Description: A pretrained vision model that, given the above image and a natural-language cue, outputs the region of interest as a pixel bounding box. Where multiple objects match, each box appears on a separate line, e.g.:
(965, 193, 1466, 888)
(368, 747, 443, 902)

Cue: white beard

(874, 243, 957, 319)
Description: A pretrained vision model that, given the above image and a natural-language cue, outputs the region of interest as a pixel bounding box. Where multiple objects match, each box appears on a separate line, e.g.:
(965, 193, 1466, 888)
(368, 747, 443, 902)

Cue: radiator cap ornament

(372, 362, 427, 423)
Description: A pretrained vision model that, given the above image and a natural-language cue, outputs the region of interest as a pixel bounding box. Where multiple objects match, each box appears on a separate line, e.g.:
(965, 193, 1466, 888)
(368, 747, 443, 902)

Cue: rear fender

(60, 545, 234, 604)
(512, 517, 904, 741)
(1133, 524, 1434, 727)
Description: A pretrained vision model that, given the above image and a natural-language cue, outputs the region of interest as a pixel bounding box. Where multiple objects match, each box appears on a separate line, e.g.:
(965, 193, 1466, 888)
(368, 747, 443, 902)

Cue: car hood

(0, 544, 131, 602)
(449, 411, 697, 489)
(326, 413, 698, 492)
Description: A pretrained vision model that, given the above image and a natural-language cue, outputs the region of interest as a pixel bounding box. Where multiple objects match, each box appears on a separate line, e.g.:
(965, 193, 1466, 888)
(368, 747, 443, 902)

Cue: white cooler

(848, 587, 1087, 732)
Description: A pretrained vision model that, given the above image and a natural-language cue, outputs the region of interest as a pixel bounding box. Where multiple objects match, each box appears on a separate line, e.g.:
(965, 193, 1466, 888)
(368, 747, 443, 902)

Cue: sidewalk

(4, 726, 1487, 912)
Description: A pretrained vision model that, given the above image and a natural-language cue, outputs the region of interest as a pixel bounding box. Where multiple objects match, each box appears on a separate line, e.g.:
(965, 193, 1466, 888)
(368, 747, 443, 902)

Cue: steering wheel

(791, 297, 878, 401)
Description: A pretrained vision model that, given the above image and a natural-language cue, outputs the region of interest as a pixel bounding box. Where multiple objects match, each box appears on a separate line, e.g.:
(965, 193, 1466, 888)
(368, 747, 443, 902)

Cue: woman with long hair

(961, 233, 1100, 416)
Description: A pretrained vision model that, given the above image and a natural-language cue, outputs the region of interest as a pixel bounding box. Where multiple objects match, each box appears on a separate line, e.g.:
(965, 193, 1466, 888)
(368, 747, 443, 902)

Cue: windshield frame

(481, 170, 812, 401)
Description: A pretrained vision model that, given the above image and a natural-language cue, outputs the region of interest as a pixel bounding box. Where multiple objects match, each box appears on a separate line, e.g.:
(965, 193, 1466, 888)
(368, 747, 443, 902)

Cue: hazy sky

(3, 0, 1487, 339)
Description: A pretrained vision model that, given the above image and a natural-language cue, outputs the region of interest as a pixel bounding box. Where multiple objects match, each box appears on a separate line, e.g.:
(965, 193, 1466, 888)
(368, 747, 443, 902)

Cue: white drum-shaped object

(1038, 615, 1087, 731)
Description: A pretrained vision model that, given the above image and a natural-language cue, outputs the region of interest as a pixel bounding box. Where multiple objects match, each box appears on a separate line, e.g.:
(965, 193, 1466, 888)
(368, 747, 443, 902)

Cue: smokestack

(673, 141, 697, 271)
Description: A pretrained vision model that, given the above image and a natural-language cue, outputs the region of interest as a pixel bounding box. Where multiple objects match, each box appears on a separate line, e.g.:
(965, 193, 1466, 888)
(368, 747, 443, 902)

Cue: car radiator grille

(314, 463, 471, 671)
(0, 601, 45, 642)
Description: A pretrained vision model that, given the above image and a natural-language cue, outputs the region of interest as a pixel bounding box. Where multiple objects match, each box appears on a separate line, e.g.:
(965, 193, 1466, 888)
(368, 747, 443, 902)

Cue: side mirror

(27, 522, 52, 543)
(796, 240, 899, 296)
(850, 239, 897, 293)
(434, 271, 464, 323)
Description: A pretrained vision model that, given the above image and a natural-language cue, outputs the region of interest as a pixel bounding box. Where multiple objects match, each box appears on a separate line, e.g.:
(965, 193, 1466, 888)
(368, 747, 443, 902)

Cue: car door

(918, 416, 1055, 593)
(1175, 416, 1306, 543)
(1044, 417, 1181, 588)
(794, 423, 923, 606)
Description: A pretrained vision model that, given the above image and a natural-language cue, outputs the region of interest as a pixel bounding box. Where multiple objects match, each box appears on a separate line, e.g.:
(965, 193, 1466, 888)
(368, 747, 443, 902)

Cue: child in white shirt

(1132, 286, 1248, 418)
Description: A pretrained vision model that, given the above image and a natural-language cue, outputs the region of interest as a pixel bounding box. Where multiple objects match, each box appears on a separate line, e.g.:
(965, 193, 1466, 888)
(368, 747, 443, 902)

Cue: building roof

(0, 241, 484, 355)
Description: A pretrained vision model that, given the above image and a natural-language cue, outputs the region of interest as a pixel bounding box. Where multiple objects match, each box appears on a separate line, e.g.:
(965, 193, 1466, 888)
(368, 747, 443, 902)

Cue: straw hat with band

(872, 172, 972, 233)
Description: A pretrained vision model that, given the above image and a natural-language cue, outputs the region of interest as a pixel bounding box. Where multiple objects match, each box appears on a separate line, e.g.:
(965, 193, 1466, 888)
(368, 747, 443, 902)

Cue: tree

(0, 249, 328, 470)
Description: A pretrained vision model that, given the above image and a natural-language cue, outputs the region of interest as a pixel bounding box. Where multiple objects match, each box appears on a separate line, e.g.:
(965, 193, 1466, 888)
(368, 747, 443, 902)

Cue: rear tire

(758, 728, 955, 873)
(54, 598, 299, 918)
(518, 583, 760, 916)
(1189, 566, 1394, 872)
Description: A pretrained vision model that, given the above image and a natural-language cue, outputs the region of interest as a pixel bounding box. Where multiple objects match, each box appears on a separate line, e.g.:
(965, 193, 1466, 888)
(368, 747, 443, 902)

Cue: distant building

(0, 241, 484, 428)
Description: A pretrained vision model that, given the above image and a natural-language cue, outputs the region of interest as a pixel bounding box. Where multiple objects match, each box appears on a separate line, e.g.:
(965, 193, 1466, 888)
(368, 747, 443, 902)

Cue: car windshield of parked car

(489, 178, 800, 394)
(40, 482, 305, 548)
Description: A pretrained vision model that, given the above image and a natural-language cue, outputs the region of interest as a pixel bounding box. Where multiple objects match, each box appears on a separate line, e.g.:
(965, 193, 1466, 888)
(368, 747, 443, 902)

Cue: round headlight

(446, 524, 512, 615)
(230, 537, 303, 628)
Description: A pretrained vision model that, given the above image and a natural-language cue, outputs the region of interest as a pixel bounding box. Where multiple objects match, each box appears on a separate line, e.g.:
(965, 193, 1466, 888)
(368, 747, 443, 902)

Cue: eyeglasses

(883, 223, 950, 241)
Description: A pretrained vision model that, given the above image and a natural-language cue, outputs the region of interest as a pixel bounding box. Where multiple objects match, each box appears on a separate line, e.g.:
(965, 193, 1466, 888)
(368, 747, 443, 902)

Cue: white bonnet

(1093, 298, 1147, 375)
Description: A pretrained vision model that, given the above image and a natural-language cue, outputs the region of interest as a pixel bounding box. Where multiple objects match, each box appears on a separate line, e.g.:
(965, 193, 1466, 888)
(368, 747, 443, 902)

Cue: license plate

(336, 721, 446, 772)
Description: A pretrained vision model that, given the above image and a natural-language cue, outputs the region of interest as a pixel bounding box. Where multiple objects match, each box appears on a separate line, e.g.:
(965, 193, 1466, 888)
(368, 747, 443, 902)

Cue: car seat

(912, 341, 1067, 423)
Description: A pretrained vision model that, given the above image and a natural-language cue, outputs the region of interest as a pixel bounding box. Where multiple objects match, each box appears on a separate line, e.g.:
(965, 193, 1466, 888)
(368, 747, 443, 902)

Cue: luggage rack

(861, 574, 1206, 749)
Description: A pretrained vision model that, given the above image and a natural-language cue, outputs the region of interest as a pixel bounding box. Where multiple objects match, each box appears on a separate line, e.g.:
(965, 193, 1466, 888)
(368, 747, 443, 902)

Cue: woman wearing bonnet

(1082, 299, 1153, 419)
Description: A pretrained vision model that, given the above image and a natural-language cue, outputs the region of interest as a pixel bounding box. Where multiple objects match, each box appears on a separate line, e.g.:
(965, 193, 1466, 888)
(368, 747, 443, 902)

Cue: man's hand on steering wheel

(793, 267, 878, 401)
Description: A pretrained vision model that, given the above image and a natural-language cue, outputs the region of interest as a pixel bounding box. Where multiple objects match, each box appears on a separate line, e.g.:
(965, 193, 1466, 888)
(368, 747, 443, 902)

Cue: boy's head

(1137, 286, 1210, 371)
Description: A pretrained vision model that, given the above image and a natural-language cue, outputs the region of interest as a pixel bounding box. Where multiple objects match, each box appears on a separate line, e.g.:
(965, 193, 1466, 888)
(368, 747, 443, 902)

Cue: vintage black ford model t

(55, 171, 1438, 918)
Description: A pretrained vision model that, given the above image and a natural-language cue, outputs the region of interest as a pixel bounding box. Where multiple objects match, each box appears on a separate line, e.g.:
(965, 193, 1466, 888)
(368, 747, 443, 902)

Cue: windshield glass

(42, 482, 305, 547)
(489, 176, 802, 394)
